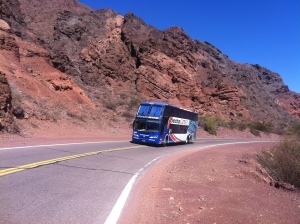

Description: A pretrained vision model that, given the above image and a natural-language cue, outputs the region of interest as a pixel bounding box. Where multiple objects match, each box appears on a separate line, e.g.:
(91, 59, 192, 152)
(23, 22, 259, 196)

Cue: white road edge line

(105, 140, 278, 224)
(0, 140, 130, 151)
(104, 156, 162, 224)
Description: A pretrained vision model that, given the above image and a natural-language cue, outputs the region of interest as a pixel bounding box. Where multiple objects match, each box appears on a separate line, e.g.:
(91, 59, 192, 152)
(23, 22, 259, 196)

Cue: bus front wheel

(163, 136, 168, 147)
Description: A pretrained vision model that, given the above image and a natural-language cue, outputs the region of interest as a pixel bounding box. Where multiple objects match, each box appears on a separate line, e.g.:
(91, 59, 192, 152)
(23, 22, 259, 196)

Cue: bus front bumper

(132, 134, 162, 145)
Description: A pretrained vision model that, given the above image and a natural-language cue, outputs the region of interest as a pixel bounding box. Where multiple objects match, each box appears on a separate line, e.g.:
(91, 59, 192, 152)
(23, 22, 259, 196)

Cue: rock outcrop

(0, 71, 18, 132)
(0, 0, 96, 134)
(0, 0, 299, 134)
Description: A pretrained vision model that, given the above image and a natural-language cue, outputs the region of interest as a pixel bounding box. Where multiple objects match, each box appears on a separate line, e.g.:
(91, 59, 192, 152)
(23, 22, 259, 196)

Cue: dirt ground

(120, 142, 300, 224)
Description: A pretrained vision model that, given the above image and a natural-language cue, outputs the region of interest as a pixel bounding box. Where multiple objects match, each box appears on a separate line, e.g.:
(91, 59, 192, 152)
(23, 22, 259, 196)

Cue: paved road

(0, 139, 267, 224)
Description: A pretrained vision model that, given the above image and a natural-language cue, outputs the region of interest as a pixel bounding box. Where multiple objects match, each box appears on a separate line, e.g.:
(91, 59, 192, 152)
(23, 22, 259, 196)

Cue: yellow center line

(0, 145, 146, 177)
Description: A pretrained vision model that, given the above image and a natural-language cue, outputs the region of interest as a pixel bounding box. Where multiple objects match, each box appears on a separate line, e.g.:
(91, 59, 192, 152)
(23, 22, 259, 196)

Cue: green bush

(248, 121, 274, 136)
(249, 121, 273, 133)
(227, 121, 238, 130)
(128, 97, 140, 110)
(122, 111, 134, 122)
(203, 116, 217, 135)
(257, 138, 300, 188)
(237, 123, 247, 131)
(290, 122, 300, 138)
(250, 128, 260, 136)
(66, 111, 84, 122)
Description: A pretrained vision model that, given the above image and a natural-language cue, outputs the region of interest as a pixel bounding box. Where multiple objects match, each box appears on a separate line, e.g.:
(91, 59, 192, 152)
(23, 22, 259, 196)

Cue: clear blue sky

(80, 0, 300, 93)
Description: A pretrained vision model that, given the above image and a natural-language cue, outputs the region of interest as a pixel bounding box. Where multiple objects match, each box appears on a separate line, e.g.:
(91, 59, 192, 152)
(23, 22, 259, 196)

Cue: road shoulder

(119, 142, 300, 224)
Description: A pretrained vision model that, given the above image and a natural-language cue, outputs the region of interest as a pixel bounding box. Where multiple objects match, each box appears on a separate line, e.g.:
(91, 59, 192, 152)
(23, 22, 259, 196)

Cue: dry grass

(257, 132, 300, 188)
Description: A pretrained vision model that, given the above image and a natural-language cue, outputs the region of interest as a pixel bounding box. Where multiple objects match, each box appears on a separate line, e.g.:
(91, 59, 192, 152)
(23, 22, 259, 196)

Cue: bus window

(149, 105, 163, 117)
(133, 119, 160, 132)
(169, 124, 188, 134)
(146, 122, 160, 132)
(134, 120, 146, 130)
(137, 105, 151, 116)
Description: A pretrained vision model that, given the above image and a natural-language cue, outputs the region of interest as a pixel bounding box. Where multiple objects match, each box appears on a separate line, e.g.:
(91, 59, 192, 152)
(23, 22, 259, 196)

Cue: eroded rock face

(15, 1, 300, 123)
(0, 71, 18, 133)
(0, 72, 11, 111)
(0, 0, 299, 133)
(0, 1, 97, 133)
(276, 92, 300, 119)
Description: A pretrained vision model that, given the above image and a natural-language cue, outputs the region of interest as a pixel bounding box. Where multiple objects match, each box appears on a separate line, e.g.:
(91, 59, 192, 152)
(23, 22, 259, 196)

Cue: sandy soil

(120, 142, 299, 224)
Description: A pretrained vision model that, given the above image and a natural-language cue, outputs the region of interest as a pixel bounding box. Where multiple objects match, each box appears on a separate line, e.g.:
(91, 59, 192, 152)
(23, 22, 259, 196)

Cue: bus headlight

(149, 135, 158, 139)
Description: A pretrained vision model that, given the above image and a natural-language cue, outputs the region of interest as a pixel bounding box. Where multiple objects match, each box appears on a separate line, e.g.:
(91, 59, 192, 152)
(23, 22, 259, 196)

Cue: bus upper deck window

(137, 105, 151, 116)
(149, 105, 163, 117)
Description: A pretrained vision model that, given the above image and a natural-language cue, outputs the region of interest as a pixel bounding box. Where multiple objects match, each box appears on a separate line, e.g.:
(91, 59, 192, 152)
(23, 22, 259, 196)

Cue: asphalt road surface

(0, 139, 268, 224)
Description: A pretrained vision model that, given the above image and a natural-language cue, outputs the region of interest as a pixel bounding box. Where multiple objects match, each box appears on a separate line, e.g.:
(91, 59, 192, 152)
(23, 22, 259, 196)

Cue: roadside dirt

(120, 142, 300, 224)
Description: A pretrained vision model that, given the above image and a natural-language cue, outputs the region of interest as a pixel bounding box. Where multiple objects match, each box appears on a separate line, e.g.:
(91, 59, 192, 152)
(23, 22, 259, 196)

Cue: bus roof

(140, 102, 197, 114)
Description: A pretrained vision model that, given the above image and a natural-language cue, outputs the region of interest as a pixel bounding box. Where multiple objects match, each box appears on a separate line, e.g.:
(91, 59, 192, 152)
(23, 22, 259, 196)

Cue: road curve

(0, 139, 273, 224)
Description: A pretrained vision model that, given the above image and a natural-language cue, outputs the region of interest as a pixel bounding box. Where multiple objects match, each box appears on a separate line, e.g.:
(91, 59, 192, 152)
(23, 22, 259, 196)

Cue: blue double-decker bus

(132, 102, 198, 146)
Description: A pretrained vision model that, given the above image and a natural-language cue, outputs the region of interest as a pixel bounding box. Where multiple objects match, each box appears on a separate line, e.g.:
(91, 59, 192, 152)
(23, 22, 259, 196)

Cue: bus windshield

(149, 105, 163, 117)
(137, 104, 163, 117)
(133, 119, 160, 132)
(137, 105, 151, 116)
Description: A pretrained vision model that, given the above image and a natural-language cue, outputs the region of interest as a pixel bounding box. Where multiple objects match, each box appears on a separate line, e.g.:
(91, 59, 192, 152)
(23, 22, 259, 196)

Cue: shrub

(250, 128, 260, 137)
(225, 121, 247, 131)
(203, 116, 217, 135)
(248, 121, 274, 136)
(128, 97, 140, 110)
(290, 122, 300, 138)
(257, 138, 300, 188)
(250, 122, 273, 133)
(237, 123, 247, 131)
(227, 121, 238, 130)
(103, 98, 118, 111)
(66, 111, 84, 121)
(122, 111, 134, 119)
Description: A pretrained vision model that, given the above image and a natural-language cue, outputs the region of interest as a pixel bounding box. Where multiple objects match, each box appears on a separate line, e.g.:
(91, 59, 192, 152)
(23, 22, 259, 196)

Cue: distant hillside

(0, 0, 299, 134)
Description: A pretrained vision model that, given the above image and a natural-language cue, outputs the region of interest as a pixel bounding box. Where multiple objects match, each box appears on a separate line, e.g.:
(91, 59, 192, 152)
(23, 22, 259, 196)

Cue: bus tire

(186, 135, 191, 144)
(163, 136, 168, 147)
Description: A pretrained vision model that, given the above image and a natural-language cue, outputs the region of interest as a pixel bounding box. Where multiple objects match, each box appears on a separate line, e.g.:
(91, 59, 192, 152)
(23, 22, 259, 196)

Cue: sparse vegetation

(199, 116, 217, 135)
(250, 128, 260, 136)
(226, 121, 247, 131)
(290, 122, 300, 137)
(66, 111, 84, 122)
(122, 111, 134, 119)
(199, 116, 277, 137)
(128, 97, 140, 110)
(249, 121, 273, 134)
(103, 98, 118, 111)
(257, 123, 300, 188)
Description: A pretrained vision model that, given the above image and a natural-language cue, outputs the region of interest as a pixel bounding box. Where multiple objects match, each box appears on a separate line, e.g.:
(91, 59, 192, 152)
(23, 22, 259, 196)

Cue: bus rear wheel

(186, 135, 191, 144)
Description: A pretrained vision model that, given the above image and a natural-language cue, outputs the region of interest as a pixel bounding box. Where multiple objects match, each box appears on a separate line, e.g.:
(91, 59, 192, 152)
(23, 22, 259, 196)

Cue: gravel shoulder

(120, 142, 300, 224)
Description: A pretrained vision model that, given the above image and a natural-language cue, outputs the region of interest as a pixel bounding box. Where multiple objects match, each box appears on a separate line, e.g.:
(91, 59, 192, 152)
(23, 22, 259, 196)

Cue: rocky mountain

(0, 0, 299, 135)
